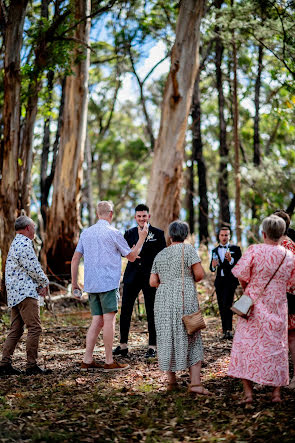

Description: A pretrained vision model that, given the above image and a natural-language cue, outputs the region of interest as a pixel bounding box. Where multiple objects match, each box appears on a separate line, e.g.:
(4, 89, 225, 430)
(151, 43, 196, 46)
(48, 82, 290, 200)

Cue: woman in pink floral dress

(228, 216, 295, 403)
(273, 210, 295, 389)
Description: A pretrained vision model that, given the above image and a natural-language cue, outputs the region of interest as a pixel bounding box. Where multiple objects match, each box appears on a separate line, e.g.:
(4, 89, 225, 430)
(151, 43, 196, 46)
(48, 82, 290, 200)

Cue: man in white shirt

(71, 201, 148, 371)
(209, 227, 241, 339)
(0, 216, 50, 376)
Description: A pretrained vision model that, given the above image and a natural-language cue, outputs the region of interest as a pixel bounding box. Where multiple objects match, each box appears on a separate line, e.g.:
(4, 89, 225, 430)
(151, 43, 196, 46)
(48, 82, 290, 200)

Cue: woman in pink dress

(228, 216, 295, 403)
(273, 210, 295, 389)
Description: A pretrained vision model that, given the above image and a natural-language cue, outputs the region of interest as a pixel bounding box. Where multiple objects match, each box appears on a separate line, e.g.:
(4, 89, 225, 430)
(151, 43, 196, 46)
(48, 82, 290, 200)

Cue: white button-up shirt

(75, 219, 131, 293)
(5, 234, 49, 308)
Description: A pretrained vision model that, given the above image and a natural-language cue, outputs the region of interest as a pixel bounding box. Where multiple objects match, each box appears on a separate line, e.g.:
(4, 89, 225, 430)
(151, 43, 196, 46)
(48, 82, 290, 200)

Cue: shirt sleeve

(18, 241, 49, 287)
(187, 244, 201, 267)
(75, 234, 84, 254)
(231, 245, 253, 282)
(115, 231, 131, 257)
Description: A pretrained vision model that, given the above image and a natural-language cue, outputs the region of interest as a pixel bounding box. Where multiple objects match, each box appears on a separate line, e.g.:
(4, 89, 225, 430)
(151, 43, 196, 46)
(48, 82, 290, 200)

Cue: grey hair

(262, 215, 286, 242)
(168, 220, 189, 242)
(97, 201, 114, 216)
(15, 216, 34, 231)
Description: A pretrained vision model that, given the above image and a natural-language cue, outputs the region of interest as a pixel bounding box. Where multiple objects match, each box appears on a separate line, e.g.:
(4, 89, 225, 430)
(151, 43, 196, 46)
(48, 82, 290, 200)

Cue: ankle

(120, 343, 127, 350)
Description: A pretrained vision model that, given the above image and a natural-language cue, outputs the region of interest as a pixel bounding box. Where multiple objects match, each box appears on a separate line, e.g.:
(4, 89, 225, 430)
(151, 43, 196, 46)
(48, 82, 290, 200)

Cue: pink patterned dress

(228, 244, 295, 386)
(280, 237, 295, 330)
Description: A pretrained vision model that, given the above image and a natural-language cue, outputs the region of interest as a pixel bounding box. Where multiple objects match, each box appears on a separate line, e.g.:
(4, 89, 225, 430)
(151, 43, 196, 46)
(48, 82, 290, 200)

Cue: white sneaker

(288, 376, 295, 389)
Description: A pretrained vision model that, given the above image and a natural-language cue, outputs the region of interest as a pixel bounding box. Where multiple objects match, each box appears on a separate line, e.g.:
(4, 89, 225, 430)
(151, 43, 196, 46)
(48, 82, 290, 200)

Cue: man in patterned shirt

(0, 216, 50, 376)
(71, 201, 148, 371)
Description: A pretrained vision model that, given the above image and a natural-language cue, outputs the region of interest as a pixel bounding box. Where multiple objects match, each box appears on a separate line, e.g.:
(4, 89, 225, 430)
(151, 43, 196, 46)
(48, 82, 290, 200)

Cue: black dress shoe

(0, 364, 22, 376)
(145, 348, 156, 359)
(226, 331, 233, 340)
(112, 346, 128, 357)
(25, 365, 52, 375)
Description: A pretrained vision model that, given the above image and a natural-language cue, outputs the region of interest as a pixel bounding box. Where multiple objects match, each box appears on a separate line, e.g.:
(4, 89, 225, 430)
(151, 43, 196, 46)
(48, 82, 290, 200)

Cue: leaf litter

(0, 290, 294, 442)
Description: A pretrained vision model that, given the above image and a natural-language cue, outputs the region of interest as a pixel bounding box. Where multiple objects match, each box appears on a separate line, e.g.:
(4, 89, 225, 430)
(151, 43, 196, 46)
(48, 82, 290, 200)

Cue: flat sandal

(188, 383, 211, 396)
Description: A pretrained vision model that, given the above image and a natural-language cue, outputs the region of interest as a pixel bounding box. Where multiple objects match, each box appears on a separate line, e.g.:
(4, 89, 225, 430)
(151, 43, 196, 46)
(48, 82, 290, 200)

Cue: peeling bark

(147, 0, 205, 231)
(45, 0, 91, 280)
(0, 0, 28, 302)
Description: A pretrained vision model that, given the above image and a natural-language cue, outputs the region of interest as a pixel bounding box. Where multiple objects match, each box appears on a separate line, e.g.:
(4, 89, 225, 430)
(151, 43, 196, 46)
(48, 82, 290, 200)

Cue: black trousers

(120, 277, 156, 346)
(215, 277, 236, 333)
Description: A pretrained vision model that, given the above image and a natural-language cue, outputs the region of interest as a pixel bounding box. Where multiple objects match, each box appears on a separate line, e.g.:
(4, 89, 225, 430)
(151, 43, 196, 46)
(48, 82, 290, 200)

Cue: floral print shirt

(5, 234, 49, 308)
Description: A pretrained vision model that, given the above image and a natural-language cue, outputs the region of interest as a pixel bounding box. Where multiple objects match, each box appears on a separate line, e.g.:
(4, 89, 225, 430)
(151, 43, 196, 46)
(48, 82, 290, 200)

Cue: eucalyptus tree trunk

(0, 0, 28, 302)
(215, 0, 230, 228)
(232, 28, 241, 244)
(45, 0, 91, 279)
(191, 71, 209, 244)
(147, 0, 206, 231)
(251, 44, 263, 239)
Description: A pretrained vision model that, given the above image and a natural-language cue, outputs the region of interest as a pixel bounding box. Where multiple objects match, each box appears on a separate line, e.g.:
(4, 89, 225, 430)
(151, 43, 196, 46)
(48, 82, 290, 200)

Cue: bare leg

(83, 315, 104, 364)
(271, 386, 282, 403)
(240, 379, 253, 404)
(103, 312, 116, 364)
(166, 371, 177, 384)
(189, 361, 210, 395)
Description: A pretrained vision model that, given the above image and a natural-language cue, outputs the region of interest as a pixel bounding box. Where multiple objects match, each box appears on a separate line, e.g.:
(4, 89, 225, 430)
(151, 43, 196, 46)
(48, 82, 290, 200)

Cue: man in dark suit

(113, 204, 166, 358)
(209, 227, 242, 339)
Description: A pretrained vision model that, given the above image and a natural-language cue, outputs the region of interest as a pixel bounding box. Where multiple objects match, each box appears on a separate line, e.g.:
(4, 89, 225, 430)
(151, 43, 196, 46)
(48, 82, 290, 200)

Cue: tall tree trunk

(40, 75, 66, 231)
(0, 0, 28, 302)
(147, 0, 205, 231)
(19, 77, 43, 214)
(85, 135, 95, 226)
(251, 44, 263, 239)
(286, 194, 295, 217)
(191, 71, 209, 244)
(232, 23, 241, 244)
(215, 0, 230, 228)
(45, 0, 91, 280)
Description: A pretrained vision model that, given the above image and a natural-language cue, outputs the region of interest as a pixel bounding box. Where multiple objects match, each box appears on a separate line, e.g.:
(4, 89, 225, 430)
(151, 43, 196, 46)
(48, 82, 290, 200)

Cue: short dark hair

(168, 220, 189, 242)
(135, 204, 149, 213)
(218, 226, 231, 235)
(273, 210, 290, 234)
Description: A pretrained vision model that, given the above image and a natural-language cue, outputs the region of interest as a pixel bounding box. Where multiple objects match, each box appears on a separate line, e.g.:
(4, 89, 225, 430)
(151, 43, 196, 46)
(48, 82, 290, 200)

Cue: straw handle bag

(181, 244, 206, 334)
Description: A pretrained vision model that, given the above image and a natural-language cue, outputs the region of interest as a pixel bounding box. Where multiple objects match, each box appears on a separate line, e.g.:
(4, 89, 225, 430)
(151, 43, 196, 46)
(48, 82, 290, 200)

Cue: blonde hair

(96, 201, 114, 217)
(262, 215, 286, 241)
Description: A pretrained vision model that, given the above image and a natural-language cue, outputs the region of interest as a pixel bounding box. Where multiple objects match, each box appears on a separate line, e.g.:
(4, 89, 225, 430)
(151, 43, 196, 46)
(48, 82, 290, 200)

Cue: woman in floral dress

(274, 210, 295, 389)
(228, 216, 295, 403)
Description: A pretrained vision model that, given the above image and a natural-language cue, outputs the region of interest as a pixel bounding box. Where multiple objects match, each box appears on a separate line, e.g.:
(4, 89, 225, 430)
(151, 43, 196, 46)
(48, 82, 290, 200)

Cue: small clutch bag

(231, 295, 253, 318)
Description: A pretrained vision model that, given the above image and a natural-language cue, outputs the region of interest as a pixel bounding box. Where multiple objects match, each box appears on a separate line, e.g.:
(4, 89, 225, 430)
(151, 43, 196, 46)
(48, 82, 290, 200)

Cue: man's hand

(37, 286, 48, 297)
(212, 259, 219, 268)
(138, 222, 148, 241)
(225, 251, 232, 262)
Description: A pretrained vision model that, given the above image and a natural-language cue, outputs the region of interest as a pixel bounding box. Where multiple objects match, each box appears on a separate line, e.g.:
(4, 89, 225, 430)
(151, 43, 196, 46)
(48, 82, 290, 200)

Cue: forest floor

(0, 290, 294, 443)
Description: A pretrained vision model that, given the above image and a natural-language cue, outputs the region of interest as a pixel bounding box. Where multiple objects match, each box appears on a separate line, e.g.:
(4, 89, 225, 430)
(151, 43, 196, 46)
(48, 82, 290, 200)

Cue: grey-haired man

(0, 216, 50, 376)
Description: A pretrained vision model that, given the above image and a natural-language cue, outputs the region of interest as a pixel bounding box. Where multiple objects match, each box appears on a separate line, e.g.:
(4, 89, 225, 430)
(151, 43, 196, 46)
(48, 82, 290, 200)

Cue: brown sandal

(188, 384, 211, 396)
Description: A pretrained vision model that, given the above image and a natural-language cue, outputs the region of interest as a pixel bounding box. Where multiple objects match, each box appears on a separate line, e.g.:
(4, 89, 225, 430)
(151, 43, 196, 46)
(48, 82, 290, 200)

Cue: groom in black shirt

(113, 204, 166, 358)
(210, 227, 241, 339)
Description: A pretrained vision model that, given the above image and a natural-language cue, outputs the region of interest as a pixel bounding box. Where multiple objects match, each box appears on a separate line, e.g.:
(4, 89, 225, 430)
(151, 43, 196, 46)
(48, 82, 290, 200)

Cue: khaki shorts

(88, 289, 119, 316)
